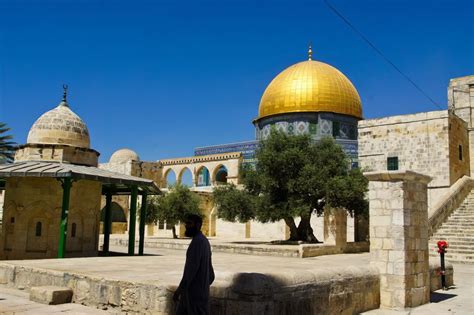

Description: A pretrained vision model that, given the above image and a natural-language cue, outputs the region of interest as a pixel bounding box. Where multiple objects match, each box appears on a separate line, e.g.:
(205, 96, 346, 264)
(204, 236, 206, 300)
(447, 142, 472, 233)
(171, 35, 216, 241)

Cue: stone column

(365, 171, 431, 309)
(323, 208, 347, 249)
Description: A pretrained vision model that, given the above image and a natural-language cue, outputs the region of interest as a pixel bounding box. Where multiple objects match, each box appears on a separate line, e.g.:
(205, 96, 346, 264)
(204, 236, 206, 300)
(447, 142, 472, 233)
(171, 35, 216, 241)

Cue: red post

(437, 240, 449, 290)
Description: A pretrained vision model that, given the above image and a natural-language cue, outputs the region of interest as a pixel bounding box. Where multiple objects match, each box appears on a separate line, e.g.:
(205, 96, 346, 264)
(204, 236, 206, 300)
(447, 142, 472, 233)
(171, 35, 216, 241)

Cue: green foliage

(212, 130, 368, 241)
(137, 196, 161, 225)
(0, 122, 16, 164)
(156, 184, 202, 226)
(212, 184, 255, 223)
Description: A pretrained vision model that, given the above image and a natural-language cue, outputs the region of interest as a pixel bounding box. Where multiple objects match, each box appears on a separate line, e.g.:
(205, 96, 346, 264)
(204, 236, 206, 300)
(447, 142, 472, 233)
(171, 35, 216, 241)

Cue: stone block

(30, 286, 73, 305)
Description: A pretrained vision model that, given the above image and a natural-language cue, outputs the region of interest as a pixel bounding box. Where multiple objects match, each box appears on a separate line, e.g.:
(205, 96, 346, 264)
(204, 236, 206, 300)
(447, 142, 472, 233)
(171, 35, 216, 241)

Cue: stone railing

(428, 176, 474, 236)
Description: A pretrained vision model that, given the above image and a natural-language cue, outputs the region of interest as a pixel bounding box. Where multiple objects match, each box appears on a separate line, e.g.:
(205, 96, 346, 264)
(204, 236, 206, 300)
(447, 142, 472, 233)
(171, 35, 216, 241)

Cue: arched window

(215, 165, 228, 185)
(35, 222, 42, 237)
(71, 223, 77, 238)
(197, 166, 210, 187)
(165, 169, 177, 187)
(179, 168, 193, 187)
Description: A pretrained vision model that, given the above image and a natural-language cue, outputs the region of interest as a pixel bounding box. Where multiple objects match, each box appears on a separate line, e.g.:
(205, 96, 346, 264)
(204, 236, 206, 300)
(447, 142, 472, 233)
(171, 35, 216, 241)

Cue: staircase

(429, 192, 474, 264)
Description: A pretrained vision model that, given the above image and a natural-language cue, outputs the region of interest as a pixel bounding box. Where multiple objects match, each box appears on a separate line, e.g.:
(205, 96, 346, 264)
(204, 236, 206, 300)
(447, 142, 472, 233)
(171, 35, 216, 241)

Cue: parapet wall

(0, 259, 452, 314)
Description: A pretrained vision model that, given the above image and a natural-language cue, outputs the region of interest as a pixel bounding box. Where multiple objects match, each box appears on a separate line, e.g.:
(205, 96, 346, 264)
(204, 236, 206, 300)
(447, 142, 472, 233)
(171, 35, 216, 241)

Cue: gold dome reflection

(257, 60, 362, 120)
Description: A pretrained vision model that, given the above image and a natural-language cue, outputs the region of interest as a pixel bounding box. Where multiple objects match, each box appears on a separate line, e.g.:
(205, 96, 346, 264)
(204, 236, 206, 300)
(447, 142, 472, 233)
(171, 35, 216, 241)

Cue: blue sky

(1, 0, 473, 163)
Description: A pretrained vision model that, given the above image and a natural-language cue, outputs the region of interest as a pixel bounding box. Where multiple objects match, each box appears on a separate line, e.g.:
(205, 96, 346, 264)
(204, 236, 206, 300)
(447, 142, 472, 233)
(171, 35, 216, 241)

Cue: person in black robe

(173, 214, 215, 315)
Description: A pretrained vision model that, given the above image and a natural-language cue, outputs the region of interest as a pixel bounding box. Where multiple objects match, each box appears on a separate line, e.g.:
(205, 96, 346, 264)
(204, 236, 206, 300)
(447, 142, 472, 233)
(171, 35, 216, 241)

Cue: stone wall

(359, 110, 470, 207)
(1, 177, 101, 260)
(448, 114, 470, 184)
(14, 144, 99, 167)
(450, 75, 474, 177)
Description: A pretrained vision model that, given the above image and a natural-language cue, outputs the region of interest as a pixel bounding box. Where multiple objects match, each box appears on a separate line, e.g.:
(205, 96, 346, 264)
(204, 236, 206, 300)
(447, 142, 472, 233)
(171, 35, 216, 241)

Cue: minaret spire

(308, 43, 313, 61)
(61, 84, 69, 107)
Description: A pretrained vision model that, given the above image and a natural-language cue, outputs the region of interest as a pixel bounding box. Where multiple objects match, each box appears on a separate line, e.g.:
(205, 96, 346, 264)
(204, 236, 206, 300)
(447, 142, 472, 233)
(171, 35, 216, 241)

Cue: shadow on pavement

(430, 291, 457, 303)
(98, 251, 162, 257)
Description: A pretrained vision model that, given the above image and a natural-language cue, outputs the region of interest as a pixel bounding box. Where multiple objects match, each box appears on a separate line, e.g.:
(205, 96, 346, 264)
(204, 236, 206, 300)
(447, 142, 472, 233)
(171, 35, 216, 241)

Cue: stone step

(448, 215, 474, 219)
(438, 221, 474, 225)
(434, 227, 474, 231)
(438, 222, 474, 225)
(433, 228, 474, 233)
(432, 233, 474, 238)
(440, 227, 474, 232)
(428, 253, 474, 263)
(427, 248, 474, 254)
(451, 210, 474, 214)
(447, 215, 474, 223)
(429, 243, 474, 249)
(428, 240, 473, 249)
(429, 249, 474, 256)
(429, 243, 474, 250)
(30, 286, 73, 305)
(429, 237, 474, 242)
(440, 223, 474, 228)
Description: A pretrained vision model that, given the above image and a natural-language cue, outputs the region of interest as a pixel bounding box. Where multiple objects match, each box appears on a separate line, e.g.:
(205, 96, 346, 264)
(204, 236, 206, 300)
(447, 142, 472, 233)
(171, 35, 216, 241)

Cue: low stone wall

(429, 176, 474, 236)
(0, 260, 453, 314)
(104, 236, 369, 259)
(209, 266, 380, 314)
(0, 262, 379, 314)
(299, 242, 369, 258)
(429, 262, 454, 291)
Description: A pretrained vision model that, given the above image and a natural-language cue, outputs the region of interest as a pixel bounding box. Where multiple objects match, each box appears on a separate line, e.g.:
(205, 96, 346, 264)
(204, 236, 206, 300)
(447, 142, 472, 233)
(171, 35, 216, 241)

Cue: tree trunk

(296, 213, 320, 243)
(284, 217, 299, 241)
(172, 226, 178, 239)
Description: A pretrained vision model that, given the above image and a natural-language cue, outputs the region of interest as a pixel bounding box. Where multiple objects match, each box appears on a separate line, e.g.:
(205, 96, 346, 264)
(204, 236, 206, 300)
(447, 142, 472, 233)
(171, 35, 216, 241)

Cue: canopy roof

(0, 161, 160, 195)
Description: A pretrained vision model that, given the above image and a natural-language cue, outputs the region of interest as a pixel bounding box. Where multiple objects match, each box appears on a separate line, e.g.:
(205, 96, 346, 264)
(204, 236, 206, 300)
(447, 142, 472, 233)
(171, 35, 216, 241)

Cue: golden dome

(27, 89, 90, 149)
(110, 148, 140, 164)
(257, 58, 362, 120)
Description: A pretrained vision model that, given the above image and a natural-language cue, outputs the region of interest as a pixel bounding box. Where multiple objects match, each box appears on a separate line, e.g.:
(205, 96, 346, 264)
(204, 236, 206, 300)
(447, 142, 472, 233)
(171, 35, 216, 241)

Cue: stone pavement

(0, 285, 110, 314)
(3, 245, 372, 285)
(0, 245, 471, 314)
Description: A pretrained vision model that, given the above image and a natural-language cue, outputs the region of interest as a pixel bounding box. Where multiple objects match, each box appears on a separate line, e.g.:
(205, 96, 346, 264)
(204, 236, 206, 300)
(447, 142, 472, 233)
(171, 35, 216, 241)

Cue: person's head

(184, 214, 202, 237)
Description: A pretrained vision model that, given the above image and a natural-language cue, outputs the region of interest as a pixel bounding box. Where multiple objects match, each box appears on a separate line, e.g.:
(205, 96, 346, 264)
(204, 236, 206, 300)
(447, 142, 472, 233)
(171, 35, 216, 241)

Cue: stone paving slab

(1, 246, 372, 285)
(0, 286, 110, 314)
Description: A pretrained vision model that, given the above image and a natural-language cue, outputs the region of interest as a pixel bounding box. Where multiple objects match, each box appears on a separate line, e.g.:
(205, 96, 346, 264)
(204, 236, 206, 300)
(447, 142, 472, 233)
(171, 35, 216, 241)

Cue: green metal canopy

(0, 161, 160, 258)
(0, 161, 160, 194)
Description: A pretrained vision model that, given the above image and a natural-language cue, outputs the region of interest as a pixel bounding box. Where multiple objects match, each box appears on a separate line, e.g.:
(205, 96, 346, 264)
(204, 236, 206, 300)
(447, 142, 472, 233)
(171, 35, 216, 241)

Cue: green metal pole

(103, 191, 112, 256)
(58, 178, 72, 258)
(138, 193, 147, 256)
(128, 185, 138, 255)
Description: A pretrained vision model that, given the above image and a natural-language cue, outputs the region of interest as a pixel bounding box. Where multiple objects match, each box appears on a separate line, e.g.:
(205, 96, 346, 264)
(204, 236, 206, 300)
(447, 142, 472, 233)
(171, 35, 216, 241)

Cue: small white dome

(110, 148, 140, 164)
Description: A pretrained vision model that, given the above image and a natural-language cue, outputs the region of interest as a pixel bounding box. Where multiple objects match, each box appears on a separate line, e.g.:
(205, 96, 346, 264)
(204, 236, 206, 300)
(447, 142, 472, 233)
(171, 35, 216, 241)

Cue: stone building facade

(358, 90, 471, 208)
(2, 177, 101, 259)
(449, 76, 474, 175)
(99, 149, 163, 234)
(0, 95, 103, 259)
(0, 90, 158, 260)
